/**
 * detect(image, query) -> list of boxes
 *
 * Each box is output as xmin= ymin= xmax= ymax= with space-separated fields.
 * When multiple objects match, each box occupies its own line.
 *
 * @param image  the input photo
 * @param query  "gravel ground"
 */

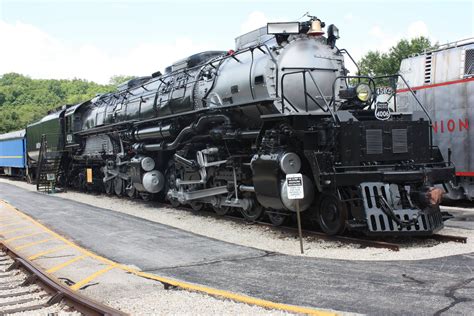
xmin=108 ymin=291 xmax=296 ymax=316
xmin=84 ymin=275 xmax=296 ymax=316
xmin=1 ymin=178 xmax=473 ymax=261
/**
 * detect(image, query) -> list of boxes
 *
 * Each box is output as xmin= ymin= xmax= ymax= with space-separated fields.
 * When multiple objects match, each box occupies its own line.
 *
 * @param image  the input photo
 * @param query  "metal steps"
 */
xmin=36 ymin=135 xmax=62 ymax=193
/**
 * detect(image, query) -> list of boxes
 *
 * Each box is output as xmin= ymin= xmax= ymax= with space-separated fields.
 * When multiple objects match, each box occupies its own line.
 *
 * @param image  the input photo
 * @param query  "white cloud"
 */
xmin=407 ymin=21 xmax=429 ymax=38
xmin=343 ymin=13 xmax=354 ymax=22
xmin=239 ymin=11 xmax=288 ymax=34
xmin=344 ymin=21 xmax=432 ymax=75
xmin=369 ymin=25 xmax=384 ymax=38
xmin=0 ymin=20 xmax=213 ymax=84
xmin=240 ymin=11 xmax=268 ymax=34
xmin=368 ymin=20 xmax=432 ymax=53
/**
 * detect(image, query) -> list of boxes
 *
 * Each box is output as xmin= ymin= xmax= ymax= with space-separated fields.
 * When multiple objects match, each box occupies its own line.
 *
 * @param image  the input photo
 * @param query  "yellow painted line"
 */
xmin=0 ymin=217 xmax=22 ymax=223
xmin=46 ymin=255 xmax=87 ymax=274
xmin=130 ymin=270 xmax=336 ymax=315
xmin=0 ymin=156 xmax=23 ymax=158
xmin=0 ymin=221 xmax=27 ymax=228
xmin=15 ymin=238 xmax=55 ymax=250
xmin=4 ymin=232 xmax=44 ymax=243
xmin=0 ymin=226 xmax=32 ymax=235
xmin=28 ymin=245 xmax=70 ymax=260
xmin=0 ymin=200 xmax=336 ymax=315
xmin=70 ymin=264 xmax=117 ymax=291
xmin=0 ymin=200 xmax=115 ymax=266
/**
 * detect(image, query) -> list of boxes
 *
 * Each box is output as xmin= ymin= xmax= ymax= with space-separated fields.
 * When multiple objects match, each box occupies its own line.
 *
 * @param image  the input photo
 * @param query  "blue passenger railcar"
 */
xmin=0 ymin=130 xmax=27 ymax=176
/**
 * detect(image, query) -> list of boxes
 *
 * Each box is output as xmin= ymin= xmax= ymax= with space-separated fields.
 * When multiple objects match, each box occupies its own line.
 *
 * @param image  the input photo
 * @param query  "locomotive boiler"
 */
xmin=25 ymin=16 xmax=454 ymax=236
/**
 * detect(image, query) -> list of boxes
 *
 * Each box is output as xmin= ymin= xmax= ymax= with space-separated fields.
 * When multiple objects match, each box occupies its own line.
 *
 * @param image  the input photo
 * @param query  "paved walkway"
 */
xmin=0 ymin=182 xmax=473 ymax=315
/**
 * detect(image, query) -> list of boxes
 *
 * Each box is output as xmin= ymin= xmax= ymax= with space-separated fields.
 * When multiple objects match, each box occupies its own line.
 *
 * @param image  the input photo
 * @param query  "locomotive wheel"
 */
xmin=213 ymin=205 xmax=231 ymax=216
xmin=267 ymin=211 xmax=288 ymax=226
xmin=189 ymin=201 xmax=203 ymax=212
xmin=317 ymin=194 xmax=347 ymax=235
xmin=241 ymin=203 xmax=263 ymax=222
xmin=125 ymin=184 xmax=136 ymax=198
xmin=104 ymin=180 xmax=114 ymax=195
xmin=114 ymin=177 xmax=124 ymax=196
xmin=76 ymin=173 xmax=87 ymax=192
xmin=140 ymin=192 xmax=153 ymax=201
xmin=164 ymin=161 xmax=181 ymax=208
xmin=169 ymin=198 xmax=181 ymax=208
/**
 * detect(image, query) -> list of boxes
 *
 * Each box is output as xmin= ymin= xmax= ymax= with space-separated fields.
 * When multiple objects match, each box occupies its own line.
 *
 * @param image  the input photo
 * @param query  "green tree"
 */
xmin=109 ymin=75 xmax=136 ymax=88
xmin=0 ymin=73 xmax=114 ymax=133
xmin=358 ymin=37 xmax=436 ymax=77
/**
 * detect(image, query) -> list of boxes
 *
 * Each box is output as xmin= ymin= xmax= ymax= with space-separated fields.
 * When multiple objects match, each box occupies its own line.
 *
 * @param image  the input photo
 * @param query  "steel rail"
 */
xmin=156 ymin=201 xmax=468 ymax=251
xmin=0 ymin=242 xmax=126 ymax=316
xmin=240 ymin=217 xmax=402 ymax=251
xmin=427 ymin=234 xmax=467 ymax=243
xmin=155 ymin=202 xmax=402 ymax=251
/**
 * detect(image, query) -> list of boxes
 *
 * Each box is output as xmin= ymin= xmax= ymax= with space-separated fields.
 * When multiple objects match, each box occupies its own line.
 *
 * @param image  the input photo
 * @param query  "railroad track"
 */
xmin=228 ymin=215 xmax=467 ymax=252
xmin=0 ymin=242 xmax=124 ymax=316
xmin=26 ymin=184 xmax=469 ymax=252
xmin=154 ymin=202 xmax=467 ymax=252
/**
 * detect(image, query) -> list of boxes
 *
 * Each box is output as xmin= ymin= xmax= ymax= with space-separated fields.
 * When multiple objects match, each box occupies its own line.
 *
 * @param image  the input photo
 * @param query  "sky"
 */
xmin=0 ymin=0 xmax=472 ymax=84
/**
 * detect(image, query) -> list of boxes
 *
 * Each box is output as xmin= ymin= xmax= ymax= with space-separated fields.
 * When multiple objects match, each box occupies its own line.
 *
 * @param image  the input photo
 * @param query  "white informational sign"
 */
xmin=46 ymin=173 xmax=55 ymax=181
xmin=286 ymin=173 xmax=304 ymax=200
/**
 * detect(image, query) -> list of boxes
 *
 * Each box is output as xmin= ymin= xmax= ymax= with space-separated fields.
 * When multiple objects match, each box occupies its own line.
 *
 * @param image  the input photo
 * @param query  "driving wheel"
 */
xmin=213 ymin=205 xmax=231 ymax=216
xmin=104 ymin=180 xmax=114 ymax=195
xmin=241 ymin=203 xmax=263 ymax=222
xmin=317 ymin=194 xmax=347 ymax=235
xmin=114 ymin=177 xmax=124 ymax=196
xmin=125 ymin=183 xmax=136 ymax=198
xmin=267 ymin=211 xmax=288 ymax=226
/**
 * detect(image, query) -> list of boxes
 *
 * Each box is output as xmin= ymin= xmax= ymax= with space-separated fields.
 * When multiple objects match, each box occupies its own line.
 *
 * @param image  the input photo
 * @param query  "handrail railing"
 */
xmin=374 ymin=74 xmax=432 ymax=124
xmin=280 ymin=68 xmax=336 ymax=122
xmin=331 ymin=74 xmax=433 ymax=152
xmin=36 ymin=134 xmax=47 ymax=191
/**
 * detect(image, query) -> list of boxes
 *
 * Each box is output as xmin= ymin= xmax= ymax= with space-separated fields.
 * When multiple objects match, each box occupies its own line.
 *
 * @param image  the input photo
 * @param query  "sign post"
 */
xmin=286 ymin=173 xmax=304 ymax=254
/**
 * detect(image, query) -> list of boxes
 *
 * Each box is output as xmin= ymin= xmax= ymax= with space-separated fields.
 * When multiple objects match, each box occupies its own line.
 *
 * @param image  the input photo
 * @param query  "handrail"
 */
xmin=337 ymin=48 xmax=360 ymax=75
xmin=408 ymin=37 xmax=474 ymax=58
xmin=374 ymin=74 xmax=432 ymax=124
xmin=36 ymin=134 xmax=47 ymax=191
xmin=377 ymin=73 xmax=433 ymax=152
xmin=280 ymin=68 xmax=336 ymax=122
xmin=330 ymin=74 xmax=433 ymax=153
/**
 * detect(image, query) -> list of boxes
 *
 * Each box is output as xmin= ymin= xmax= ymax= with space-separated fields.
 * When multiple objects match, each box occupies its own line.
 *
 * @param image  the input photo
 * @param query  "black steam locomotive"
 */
xmin=23 ymin=17 xmax=454 ymax=236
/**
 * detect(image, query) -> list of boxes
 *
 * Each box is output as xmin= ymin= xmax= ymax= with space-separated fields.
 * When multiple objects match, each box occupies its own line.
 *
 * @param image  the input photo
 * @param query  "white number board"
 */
xmin=286 ymin=173 xmax=304 ymax=200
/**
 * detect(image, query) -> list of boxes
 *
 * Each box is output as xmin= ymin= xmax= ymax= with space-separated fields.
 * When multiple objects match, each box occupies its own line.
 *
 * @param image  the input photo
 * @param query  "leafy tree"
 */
xmin=0 ymin=73 xmax=116 ymax=133
xmin=109 ymin=75 xmax=136 ymax=87
xmin=358 ymin=37 xmax=436 ymax=77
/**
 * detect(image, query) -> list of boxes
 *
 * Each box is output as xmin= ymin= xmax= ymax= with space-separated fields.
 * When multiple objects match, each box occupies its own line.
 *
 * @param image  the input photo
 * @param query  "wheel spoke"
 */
xmin=241 ymin=203 xmax=263 ymax=222
xmin=317 ymin=194 xmax=347 ymax=235
xmin=267 ymin=211 xmax=287 ymax=226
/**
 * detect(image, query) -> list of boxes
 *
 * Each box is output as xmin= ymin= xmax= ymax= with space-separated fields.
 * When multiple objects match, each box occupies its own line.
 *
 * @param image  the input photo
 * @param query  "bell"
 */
xmin=307 ymin=19 xmax=324 ymax=36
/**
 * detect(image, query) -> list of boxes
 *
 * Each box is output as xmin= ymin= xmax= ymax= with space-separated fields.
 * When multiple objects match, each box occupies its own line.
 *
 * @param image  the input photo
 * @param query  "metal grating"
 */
xmin=361 ymin=182 xmax=443 ymax=233
xmin=366 ymin=129 xmax=383 ymax=155
xmin=392 ymin=129 xmax=408 ymax=153
xmin=424 ymin=53 xmax=432 ymax=84
xmin=465 ymin=49 xmax=474 ymax=76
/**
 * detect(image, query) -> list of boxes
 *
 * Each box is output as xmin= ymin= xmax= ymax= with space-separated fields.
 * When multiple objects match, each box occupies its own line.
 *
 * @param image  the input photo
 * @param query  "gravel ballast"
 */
xmin=1 ymin=178 xmax=473 ymax=261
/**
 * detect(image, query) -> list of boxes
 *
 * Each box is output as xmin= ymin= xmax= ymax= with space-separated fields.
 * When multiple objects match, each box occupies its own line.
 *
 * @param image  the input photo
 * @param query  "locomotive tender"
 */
xmin=17 ymin=17 xmax=455 ymax=236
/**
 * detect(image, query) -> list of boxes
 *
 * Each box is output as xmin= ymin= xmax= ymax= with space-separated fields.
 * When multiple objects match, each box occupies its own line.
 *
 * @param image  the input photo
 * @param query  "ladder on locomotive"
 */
xmin=36 ymin=134 xmax=63 ymax=193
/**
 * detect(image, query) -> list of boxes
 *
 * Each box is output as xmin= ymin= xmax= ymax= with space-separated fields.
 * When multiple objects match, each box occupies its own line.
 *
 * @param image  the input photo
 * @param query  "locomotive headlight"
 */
xmin=356 ymin=84 xmax=372 ymax=102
